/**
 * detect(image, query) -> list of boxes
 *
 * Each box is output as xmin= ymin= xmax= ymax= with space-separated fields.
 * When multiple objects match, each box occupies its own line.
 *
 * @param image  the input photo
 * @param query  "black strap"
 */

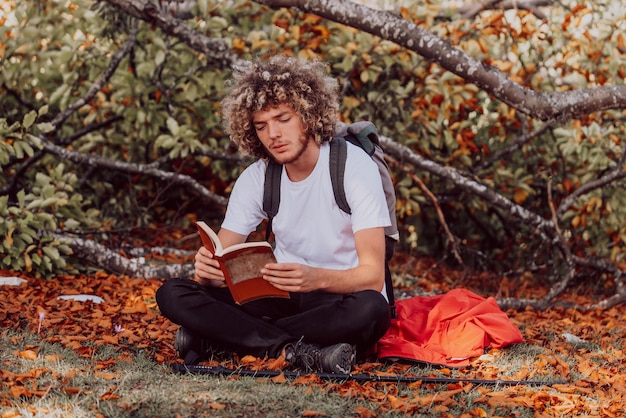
xmin=263 ymin=160 xmax=283 ymax=241
xmin=385 ymin=236 xmax=397 ymax=318
xmin=329 ymin=137 xmax=351 ymax=214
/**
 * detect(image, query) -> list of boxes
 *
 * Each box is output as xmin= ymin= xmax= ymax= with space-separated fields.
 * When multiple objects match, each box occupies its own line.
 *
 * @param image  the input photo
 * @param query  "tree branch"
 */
xmin=557 ymin=146 xmax=626 ymax=217
xmin=255 ymin=0 xmax=626 ymax=121
xmin=101 ymin=0 xmax=241 ymax=66
xmin=33 ymin=136 xmax=229 ymax=207
xmin=406 ymin=169 xmax=464 ymax=265
xmin=52 ymin=233 xmax=194 ymax=279
xmin=476 ymin=120 xmax=557 ymax=173
xmin=51 ymin=22 xmax=138 ymax=128
xmin=379 ymin=135 xmax=555 ymax=237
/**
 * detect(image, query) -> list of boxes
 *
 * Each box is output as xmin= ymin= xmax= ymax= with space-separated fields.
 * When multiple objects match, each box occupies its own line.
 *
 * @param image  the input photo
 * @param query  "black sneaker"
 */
xmin=284 ymin=340 xmax=355 ymax=374
xmin=175 ymin=327 xmax=209 ymax=365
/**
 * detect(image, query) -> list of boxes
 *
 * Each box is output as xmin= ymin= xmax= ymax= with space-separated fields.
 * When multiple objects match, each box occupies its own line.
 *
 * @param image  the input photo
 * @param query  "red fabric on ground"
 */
xmin=377 ymin=288 xmax=523 ymax=367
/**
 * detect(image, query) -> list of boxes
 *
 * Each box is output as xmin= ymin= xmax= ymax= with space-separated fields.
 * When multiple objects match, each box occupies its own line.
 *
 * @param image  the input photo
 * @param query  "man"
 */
xmin=156 ymin=55 xmax=391 ymax=374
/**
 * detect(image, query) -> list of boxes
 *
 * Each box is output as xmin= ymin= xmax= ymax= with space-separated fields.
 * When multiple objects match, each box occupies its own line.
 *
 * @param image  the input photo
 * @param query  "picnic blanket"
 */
xmin=377 ymin=288 xmax=524 ymax=367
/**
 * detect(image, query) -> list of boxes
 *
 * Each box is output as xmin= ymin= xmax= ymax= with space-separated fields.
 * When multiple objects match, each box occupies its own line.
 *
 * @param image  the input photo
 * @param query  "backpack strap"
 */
xmin=385 ymin=236 xmax=397 ymax=318
xmin=329 ymin=137 xmax=351 ymax=214
xmin=263 ymin=160 xmax=282 ymax=241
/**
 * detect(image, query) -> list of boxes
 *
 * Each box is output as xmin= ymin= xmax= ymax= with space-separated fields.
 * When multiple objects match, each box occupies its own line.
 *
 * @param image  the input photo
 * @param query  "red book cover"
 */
xmin=195 ymin=221 xmax=290 ymax=304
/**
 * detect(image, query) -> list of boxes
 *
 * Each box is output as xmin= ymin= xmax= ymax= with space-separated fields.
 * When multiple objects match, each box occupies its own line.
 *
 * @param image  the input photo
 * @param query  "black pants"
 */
xmin=156 ymin=278 xmax=391 ymax=359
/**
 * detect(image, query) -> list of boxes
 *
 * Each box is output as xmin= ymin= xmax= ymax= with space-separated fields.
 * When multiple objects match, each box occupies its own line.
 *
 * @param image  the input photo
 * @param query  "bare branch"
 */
xmin=51 ymin=23 xmax=138 ymax=128
xmin=406 ymin=169 xmax=464 ymax=265
xmin=575 ymin=256 xmax=626 ymax=310
xmin=52 ymin=233 xmax=194 ymax=279
xmin=476 ymin=120 xmax=557 ymax=172
xmin=34 ymin=136 xmax=229 ymax=207
xmin=557 ymin=146 xmax=626 ymax=217
xmin=541 ymin=177 xmax=575 ymax=303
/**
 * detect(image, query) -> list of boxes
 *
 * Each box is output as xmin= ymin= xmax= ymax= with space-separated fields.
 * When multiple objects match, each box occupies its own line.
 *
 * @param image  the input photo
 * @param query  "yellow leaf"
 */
xmin=493 ymin=60 xmax=513 ymax=72
xmin=513 ymin=188 xmax=529 ymax=204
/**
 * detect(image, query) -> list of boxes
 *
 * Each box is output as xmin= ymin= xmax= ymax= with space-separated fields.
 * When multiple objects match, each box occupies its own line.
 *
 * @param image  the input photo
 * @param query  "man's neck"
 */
xmin=284 ymin=142 xmax=321 ymax=182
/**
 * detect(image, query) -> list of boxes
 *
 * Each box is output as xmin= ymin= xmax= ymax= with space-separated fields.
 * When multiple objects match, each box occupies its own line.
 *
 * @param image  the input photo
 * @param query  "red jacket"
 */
xmin=377 ymin=288 xmax=523 ymax=367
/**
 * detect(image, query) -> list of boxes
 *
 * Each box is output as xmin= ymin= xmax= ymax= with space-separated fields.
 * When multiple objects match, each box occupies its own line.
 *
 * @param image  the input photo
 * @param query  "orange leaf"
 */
xmin=302 ymin=410 xmax=327 ymax=417
xmin=17 ymin=350 xmax=38 ymax=360
xmin=353 ymin=406 xmax=377 ymax=418
xmin=100 ymin=392 xmax=120 ymax=401
xmin=100 ymin=335 xmax=119 ymax=345
xmin=513 ymin=188 xmax=529 ymax=204
xmin=95 ymin=371 xmax=118 ymax=380
xmin=62 ymin=387 xmax=82 ymax=394
xmin=469 ymin=407 xmax=489 ymax=417
xmin=240 ymin=355 xmax=258 ymax=364
xmin=9 ymin=385 xmax=30 ymax=398
xmin=1 ymin=409 xmax=22 ymax=418
xmin=270 ymin=373 xmax=287 ymax=384
xmin=267 ymin=356 xmax=288 ymax=371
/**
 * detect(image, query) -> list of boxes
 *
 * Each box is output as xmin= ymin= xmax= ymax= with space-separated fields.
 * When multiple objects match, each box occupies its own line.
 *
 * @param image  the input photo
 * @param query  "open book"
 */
xmin=195 ymin=221 xmax=290 ymax=304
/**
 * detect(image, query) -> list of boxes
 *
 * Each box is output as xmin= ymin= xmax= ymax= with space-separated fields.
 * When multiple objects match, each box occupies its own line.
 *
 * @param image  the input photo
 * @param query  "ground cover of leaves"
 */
xmin=1 ymin=246 xmax=625 ymax=417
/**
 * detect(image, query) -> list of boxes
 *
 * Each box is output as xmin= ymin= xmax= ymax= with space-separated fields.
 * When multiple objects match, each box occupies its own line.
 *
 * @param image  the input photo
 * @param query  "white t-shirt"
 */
xmin=222 ymin=142 xmax=391 ymax=271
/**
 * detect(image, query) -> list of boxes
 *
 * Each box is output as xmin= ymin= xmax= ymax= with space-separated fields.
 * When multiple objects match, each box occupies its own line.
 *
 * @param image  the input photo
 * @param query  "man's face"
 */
xmin=252 ymin=103 xmax=310 ymax=165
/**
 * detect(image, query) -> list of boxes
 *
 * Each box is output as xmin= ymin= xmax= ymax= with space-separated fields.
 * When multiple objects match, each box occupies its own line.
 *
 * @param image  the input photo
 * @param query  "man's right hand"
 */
xmin=193 ymin=246 xmax=226 ymax=287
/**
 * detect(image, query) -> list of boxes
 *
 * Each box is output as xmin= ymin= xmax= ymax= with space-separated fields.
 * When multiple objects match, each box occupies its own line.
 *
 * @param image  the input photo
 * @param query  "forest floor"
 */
xmin=1 ymin=231 xmax=625 ymax=416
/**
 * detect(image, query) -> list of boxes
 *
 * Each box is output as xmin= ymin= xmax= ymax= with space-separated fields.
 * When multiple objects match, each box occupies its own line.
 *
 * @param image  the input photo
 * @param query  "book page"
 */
xmin=222 ymin=249 xmax=276 ymax=285
xmin=195 ymin=221 xmax=221 ymax=254
xmin=222 ymin=240 xmax=272 ymax=256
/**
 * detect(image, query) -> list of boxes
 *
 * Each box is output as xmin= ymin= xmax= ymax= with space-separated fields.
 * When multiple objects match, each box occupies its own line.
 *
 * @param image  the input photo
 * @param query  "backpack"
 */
xmin=262 ymin=121 xmax=399 ymax=317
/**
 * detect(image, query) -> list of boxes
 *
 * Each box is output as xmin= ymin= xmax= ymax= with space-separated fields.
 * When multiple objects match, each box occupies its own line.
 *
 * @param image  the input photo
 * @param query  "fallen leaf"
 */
xmin=17 ymin=350 xmax=37 ymax=360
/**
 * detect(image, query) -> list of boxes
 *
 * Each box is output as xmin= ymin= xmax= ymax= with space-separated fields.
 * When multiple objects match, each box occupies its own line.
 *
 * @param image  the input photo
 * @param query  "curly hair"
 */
xmin=221 ymin=55 xmax=340 ymax=159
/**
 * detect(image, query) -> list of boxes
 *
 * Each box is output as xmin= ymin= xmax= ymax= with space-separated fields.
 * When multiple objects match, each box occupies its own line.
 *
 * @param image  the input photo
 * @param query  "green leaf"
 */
xmin=166 ymin=117 xmax=180 ymax=136
xmin=36 ymin=123 xmax=55 ymax=133
xmin=42 ymin=246 xmax=61 ymax=261
xmin=38 ymin=105 xmax=49 ymax=117
xmin=155 ymin=50 xmax=165 ymax=66
xmin=25 ymin=134 xmax=43 ymax=149
xmin=23 ymin=110 xmax=37 ymax=129
xmin=198 ymin=0 xmax=209 ymax=15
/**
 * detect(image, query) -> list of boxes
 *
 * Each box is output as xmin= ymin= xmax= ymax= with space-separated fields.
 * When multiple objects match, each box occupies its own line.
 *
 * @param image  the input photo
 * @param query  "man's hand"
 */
xmin=260 ymin=263 xmax=320 ymax=293
xmin=193 ymin=246 xmax=225 ymax=287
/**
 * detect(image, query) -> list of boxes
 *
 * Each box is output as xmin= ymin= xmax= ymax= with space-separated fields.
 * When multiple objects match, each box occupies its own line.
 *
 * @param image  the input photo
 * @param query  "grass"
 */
xmin=3 ymin=328 xmax=620 ymax=417
xmin=1 ymin=331 xmax=378 ymax=417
